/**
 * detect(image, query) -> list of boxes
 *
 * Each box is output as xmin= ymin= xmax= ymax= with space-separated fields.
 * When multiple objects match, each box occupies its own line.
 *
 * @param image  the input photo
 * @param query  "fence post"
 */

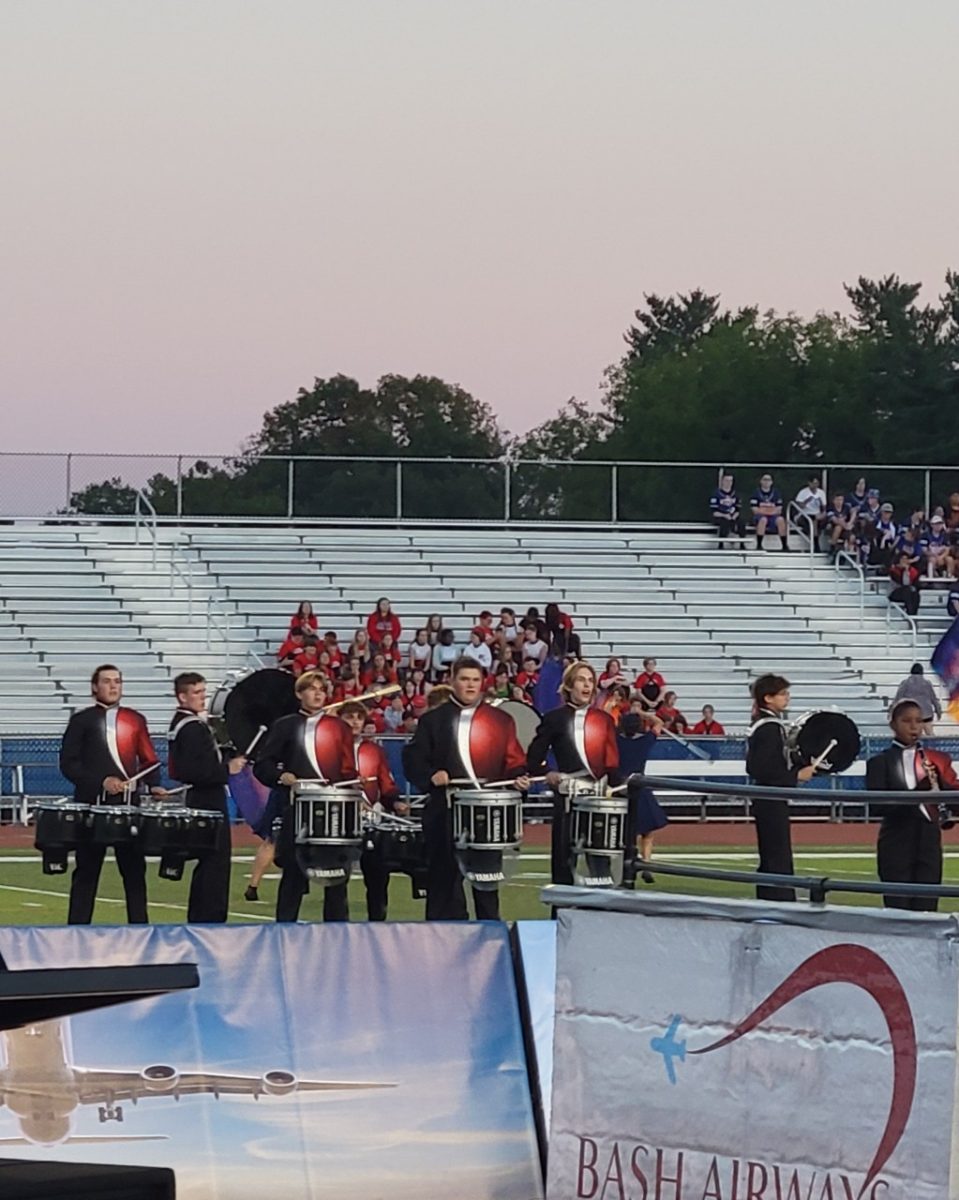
xmin=924 ymin=468 xmax=931 ymax=517
xmin=503 ymin=461 xmax=511 ymax=521
xmin=610 ymin=464 xmax=618 ymax=524
xmin=176 ymin=456 xmax=183 ymax=518
xmin=395 ymin=462 xmax=403 ymax=520
xmin=287 ymin=459 xmax=295 ymax=519
xmin=65 ymin=453 xmax=73 ymax=511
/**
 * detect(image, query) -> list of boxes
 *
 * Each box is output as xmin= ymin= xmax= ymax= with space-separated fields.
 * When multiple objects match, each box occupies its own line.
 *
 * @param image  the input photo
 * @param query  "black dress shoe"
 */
xmin=244 ymin=885 xmax=259 ymax=902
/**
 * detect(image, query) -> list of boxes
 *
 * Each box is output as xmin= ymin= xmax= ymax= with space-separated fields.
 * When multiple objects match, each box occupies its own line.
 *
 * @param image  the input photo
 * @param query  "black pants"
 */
xmin=423 ymin=799 xmax=500 ymax=920
xmin=68 ymin=841 xmax=148 ymax=925
xmin=185 ymin=808 xmax=232 ymax=924
xmin=714 ymin=515 xmax=745 ymax=545
xmin=551 ymin=793 xmax=574 ymax=886
xmin=878 ymin=817 xmax=942 ymax=912
xmin=752 ymin=799 xmax=796 ymax=902
xmin=274 ymin=802 xmax=349 ymax=923
xmin=890 ymin=584 xmax=920 ymax=616
xmin=361 ymin=850 xmax=390 ymax=921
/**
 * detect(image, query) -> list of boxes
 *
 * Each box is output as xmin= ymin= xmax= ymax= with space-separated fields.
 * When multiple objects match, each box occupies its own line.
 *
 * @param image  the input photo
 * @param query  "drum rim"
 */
xmin=452 ymin=790 xmax=523 ymax=802
xmin=292 ymin=783 xmax=362 ymax=796
xmin=295 ymin=835 xmax=364 ymax=845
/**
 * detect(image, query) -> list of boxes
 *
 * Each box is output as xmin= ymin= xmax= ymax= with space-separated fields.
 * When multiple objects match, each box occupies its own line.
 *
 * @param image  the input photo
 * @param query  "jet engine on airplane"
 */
xmin=262 ymin=1069 xmax=296 ymax=1096
xmin=140 ymin=1064 xmax=180 ymax=1093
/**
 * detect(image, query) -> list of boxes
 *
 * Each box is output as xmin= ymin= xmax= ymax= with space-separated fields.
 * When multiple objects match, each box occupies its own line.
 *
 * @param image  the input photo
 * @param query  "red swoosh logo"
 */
xmin=690 ymin=944 xmax=916 ymax=1192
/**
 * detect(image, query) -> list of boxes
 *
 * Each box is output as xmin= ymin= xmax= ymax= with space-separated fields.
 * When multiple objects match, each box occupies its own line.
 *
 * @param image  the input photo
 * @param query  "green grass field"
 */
xmin=2 ymin=845 xmax=959 ymax=924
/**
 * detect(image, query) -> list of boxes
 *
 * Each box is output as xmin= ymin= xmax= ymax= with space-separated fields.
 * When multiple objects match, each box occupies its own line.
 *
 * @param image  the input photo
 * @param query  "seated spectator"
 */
xmin=750 ymin=472 xmax=789 ymax=551
xmin=497 ymin=645 xmax=518 ymax=677
xmin=598 ymin=657 xmax=628 ymax=695
xmin=709 ymin=472 xmax=746 ymax=550
xmin=289 ymin=600 xmax=318 ymax=634
xmin=629 ymin=698 xmax=665 ymax=735
xmin=432 ymin=628 xmax=459 ymax=679
xmin=425 ymin=613 xmax=445 ymax=645
xmin=277 ymin=628 xmax=306 ymax=669
xmin=946 ymin=493 xmax=959 ymax=532
xmin=322 ymin=631 xmax=343 ymax=668
xmin=895 ymin=526 xmax=921 ymax=568
xmin=363 ymin=717 xmax=380 ymax=739
xmin=922 ymin=515 xmax=954 ymax=578
xmin=603 ymin=684 xmax=632 ymax=727
xmin=366 ymin=597 xmax=402 ymax=647
xmin=383 ymin=695 xmax=406 ymax=733
xmin=907 ymin=507 xmax=928 ymax=539
xmin=544 ymin=602 xmax=580 ymax=658
xmin=293 ymin=636 xmax=322 ymax=676
xmin=496 ymin=607 xmax=519 ymax=647
xmin=401 ymin=679 xmax=420 ymax=707
xmin=349 ymin=628 xmax=373 ymax=667
xmin=467 ymin=629 xmax=493 ymax=671
xmin=401 ymin=710 xmax=418 ymax=735
xmin=408 ymin=628 xmax=432 ymax=674
xmin=869 ymin=503 xmax=899 ymax=569
xmin=824 ymin=492 xmax=852 ymax=557
xmin=862 ymin=489 xmax=882 ymax=525
xmin=846 ymin=477 xmax=869 ymax=517
xmin=408 ymin=666 xmax=428 ymax=693
xmin=656 ymin=691 xmax=688 ymax=734
xmin=523 ymin=607 xmax=548 ymax=641
xmin=691 ymin=705 xmax=725 ymax=735
xmin=509 ymin=684 xmax=533 ymax=706
xmin=794 ymin=476 xmax=827 ymax=533
xmin=379 ymin=632 xmax=402 ymax=665
xmin=887 ymin=554 xmax=920 ymax=616
xmin=634 ymin=657 xmax=667 ymax=711
xmin=471 ymin=611 xmax=496 ymax=644
xmin=487 ymin=664 xmax=512 ymax=700
xmin=362 ymin=652 xmax=398 ymax=692
xmin=520 ymin=624 xmax=548 ymax=666
xmin=516 ymin=657 xmax=540 ymax=696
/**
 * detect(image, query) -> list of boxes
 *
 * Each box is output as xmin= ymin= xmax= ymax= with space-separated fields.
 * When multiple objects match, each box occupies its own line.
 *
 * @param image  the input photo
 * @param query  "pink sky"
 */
xmin=1 ymin=0 xmax=957 ymax=455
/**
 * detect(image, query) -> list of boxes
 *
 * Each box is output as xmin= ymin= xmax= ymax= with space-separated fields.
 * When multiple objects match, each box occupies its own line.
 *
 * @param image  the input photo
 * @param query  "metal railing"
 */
xmin=205 ymin=596 xmax=234 ymax=668
xmin=3 ymin=452 xmax=956 ymax=527
xmin=786 ymin=502 xmax=818 ymax=576
xmin=133 ymin=488 xmax=159 ymax=569
xmin=833 ymin=549 xmax=865 ymax=626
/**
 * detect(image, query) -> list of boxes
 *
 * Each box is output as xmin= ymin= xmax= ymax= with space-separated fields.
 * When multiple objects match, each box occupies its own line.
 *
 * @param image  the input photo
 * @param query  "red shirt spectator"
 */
xmin=362 ymin=653 xmax=399 ymax=694
xmin=691 ymin=705 xmax=725 ymax=736
xmin=349 ymin=629 xmax=373 ymax=666
xmin=634 ymin=658 xmax=667 ymax=709
xmin=290 ymin=601 xmax=318 ymax=633
xmin=472 ymin=611 xmax=497 ymax=643
xmin=366 ymin=598 xmax=402 ymax=646
xmin=516 ymin=658 xmax=540 ymax=694
xmin=656 ymin=691 xmax=688 ymax=734
xmin=379 ymin=633 xmax=403 ymax=664
xmin=292 ymin=643 xmax=322 ymax=677
xmin=277 ymin=629 xmax=306 ymax=667
xmin=323 ymin=632 xmax=343 ymax=667
xmin=598 ymin=658 xmax=628 ymax=693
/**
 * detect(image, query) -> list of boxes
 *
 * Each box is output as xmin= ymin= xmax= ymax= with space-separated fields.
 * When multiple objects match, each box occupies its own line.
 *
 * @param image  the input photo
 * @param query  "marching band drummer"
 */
xmin=403 ymin=656 xmax=530 ymax=921
xmin=167 ymin=672 xmax=248 ymax=924
xmin=866 ymin=699 xmax=959 ymax=912
xmin=253 ymin=671 xmax=357 ymax=923
xmin=745 ymin=674 xmax=816 ymax=903
xmin=526 ymin=661 xmax=622 ymax=887
xmin=59 ymin=664 xmax=166 ymax=925
xmin=339 ymin=700 xmax=409 ymax=921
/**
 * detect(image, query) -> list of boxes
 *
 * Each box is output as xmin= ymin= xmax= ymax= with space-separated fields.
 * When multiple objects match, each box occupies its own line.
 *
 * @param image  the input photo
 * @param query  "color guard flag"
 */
xmin=227 ymin=764 xmax=271 ymax=827
xmin=931 ymin=615 xmax=959 ymax=723
xmin=534 ymin=655 xmax=564 ymax=714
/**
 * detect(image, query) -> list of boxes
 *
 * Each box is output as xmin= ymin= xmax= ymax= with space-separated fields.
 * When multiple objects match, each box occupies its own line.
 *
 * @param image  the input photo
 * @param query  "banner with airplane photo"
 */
xmin=0 ymin=923 xmax=544 ymax=1200
xmin=547 ymin=899 xmax=959 ymax=1200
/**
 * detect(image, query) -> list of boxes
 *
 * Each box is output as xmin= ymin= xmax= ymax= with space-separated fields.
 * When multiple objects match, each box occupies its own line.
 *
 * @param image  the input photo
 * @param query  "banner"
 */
xmin=0 ymin=923 xmax=544 ymax=1200
xmin=547 ymin=897 xmax=959 ymax=1200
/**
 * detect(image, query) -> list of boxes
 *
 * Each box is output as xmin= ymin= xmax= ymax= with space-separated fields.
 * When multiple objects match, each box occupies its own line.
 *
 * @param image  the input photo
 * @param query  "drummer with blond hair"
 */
xmin=526 ymin=661 xmax=622 ymax=886
xmin=254 ymin=670 xmax=357 ymax=923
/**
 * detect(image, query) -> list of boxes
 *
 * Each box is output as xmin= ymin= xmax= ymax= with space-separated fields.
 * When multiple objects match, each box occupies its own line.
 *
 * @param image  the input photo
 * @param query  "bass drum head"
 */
xmin=223 ymin=669 xmax=298 ymax=754
xmin=792 ymin=709 xmax=861 ymax=774
xmin=492 ymin=698 xmax=541 ymax=752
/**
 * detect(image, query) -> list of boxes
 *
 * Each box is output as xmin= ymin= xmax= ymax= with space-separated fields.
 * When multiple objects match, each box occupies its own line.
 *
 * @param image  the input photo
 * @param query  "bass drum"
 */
xmin=492 ymin=698 xmax=541 ymax=752
xmin=788 ymin=709 xmax=861 ymax=775
xmin=210 ymin=668 xmax=298 ymax=755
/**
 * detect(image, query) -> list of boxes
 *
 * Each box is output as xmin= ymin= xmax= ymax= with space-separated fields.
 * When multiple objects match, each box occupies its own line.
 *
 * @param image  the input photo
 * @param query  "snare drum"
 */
xmin=570 ymin=793 xmax=628 ymax=887
xmin=452 ymin=790 xmax=523 ymax=850
xmin=292 ymin=781 xmax=363 ymax=844
xmin=139 ymin=806 xmax=192 ymax=856
xmin=34 ymin=800 xmax=91 ymax=851
xmin=91 ymin=805 xmax=141 ymax=845
xmin=179 ymin=808 xmax=224 ymax=856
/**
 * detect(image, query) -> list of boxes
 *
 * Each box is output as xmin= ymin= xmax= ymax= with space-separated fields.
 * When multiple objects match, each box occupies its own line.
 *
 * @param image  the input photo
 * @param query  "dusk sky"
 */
xmin=2 ymin=0 xmax=957 ymax=456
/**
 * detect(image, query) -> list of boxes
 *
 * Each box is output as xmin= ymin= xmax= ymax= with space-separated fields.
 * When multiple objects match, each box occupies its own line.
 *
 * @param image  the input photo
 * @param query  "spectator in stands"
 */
xmin=603 ymin=684 xmax=632 ymax=727
xmin=948 ymin=581 xmax=959 ymax=619
xmin=598 ymin=658 xmax=628 ymax=696
xmin=432 ymin=628 xmax=459 ymax=678
xmin=750 ymin=472 xmax=789 ymax=551
xmin=709 ymin=472 xmax=746 ymax=550
xmin=425 ymin=613 xmax=445 ymax=645
xmin=523 ymin=607 xmax=548 ymax=641
xmin=322 ymin=631 xmax=343 ymax=668
xmin=277 ymin=627 xmax=306 ymax=670
xmin=496 ymin=607 xmax=519 ymax=647
xmin=634 ymin=657 xmax=667 ymax=711
xmin=510 ymin=683 xmax=532 ymax=705
xmin=379 ymin=632 xmax=402 ymax=665
xmin=408 ymin=629 xmax=432 ymax=674
xmin=946 ymin=493 xmax=959 ymax=532
xmin=366 ymin=597 xmax=402 ymax=647
xmin=862 ymin=489 xmax=883 ymax=525
xmin=289 ymin=600 xmax=318 ymax=634
xmin=922 ymin=514 xmax=954 ymax=578
xmin=691 ymin=704 xmax=725 ymax=735
xmin=629 ymin=698 xmax=665 ymax=735
xmin=656 ymin=691 xmax=688 ymax=733
xmin=294 ymin=637 xmax=321 ymax=676
xmin=497 ymin=645 xmax=518 ymax=677
xmin=544 ymin=602 xmax=580 ymax=658
xmin=516 ymin=656 xmax=541 ymax=697
xmin=846 ymin=477 xmax=869 ymax=517
xmin=824 ymin=491 xmax=853 ymax=558
xmin=906 ymin=507 xmax=929 ymax=540
xmin=401 ymin=679 xmax=419 ymax=705
xmin=467 ymin=629 xmax=493 ymax=671
xmin=401 ymin=710 xmax=418 ymax=735
xmin=889 ymin=553 xmax=921 ymax=616
xmin=896 ymin=526 xmax=921 ymax=569
xmin=363 ymin=652 xmax=398 ymax=692
xmin=472 ymin=611 xmax=496 ymax=644
xmin=349 ymin=628 xmax=373 ymax=668
xmin=794 ymin=476 xmax=827 ymax=533
xmin=892 ymin=663 xmax=942 ymax=735
xmin=870 ymin=503 xmax=899 ymax=569
xmin=382 ymin=694 xmax=406 ymax=732
xmin=409 ymin=666 xmax=428 ymax=692
xmin=521 ymin=624 xmax=549 ymax=666
xmin=488 ymin=664 xmax=512 ymax=699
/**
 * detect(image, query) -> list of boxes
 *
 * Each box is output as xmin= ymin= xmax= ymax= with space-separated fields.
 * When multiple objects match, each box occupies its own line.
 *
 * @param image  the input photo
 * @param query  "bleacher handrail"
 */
xmin=786 ymin=501 xmax=817 ymax=576
xmin=833 ymin=549 xmax=865 ymax=627
xmin=133 ymin=489 xmax=159 ymax=569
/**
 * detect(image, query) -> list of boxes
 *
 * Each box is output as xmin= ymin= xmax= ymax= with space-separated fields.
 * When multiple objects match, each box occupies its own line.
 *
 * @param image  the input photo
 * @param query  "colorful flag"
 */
xmin=931 ymin=616 xmax=959 ymax=722
xmin=227 ymin=764 xmax=271 ymax=827
xmin=533 ymin=655 xmax=564 ymax=714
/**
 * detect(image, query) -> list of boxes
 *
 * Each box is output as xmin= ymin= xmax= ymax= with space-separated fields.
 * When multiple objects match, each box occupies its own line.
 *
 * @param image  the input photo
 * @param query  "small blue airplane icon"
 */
xmin=649 ymin=1014 xmax=686 ymax=1084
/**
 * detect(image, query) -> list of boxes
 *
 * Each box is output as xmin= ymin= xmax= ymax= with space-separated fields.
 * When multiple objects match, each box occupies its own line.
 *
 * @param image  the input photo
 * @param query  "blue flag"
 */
xmin=533 ymin=655 xmax=564 ymax=714
xmin=931 ymin=615 xmax=959 ymax=723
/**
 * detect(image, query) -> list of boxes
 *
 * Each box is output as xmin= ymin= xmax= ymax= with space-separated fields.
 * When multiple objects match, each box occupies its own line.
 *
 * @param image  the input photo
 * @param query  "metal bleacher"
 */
xmin=0 ymin=522 xmax=949 ymax=738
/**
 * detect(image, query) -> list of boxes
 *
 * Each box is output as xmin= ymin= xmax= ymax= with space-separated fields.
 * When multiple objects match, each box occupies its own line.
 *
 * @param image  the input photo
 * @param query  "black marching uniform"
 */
xmin=167 ymin=709 xmax=233 ymax=923
xmin=59 ymin=702 xmax=160 ymax=925
xmin=403 ymin=697 xmax=527 ymax=921
xmin=745 ymin=708 xmax=800 ymax=902
xmin=866 ymin=742 xmax=959 ymax=912
xmin=254 ymin=709 xmax=357 ymax=923
xmin=356 ymin=736 xmax=401 ymax=921
xmin=526 ymin=703 xmax=623 ymax=885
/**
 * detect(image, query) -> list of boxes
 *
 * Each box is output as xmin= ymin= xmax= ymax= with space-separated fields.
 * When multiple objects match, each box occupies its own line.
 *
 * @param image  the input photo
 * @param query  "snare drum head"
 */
xmin=222 ymin=669 xmax=298 ymax=754
xmin=453 ymin=789 xmax=522 ymax=804
xmin=492 ymin=699 xmax=541 ymax=752
xmin=792 ymin=709 xmax=861 ymax=774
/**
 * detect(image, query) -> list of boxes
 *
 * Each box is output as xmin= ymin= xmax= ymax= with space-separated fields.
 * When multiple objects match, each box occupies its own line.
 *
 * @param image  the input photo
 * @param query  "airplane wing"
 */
xmin=71 ymin=1069 xmax=394 ymax=1104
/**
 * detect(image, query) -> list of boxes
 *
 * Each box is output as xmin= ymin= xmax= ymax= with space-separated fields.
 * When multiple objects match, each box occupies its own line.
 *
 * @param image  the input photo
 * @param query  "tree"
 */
xmin=66 ymin=477 xmax=138 ymax=516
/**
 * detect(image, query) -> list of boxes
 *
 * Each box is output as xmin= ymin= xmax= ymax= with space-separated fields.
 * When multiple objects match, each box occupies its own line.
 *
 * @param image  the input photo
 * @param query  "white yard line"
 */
xmin=0 ymin=882 xmax=272 ymax=922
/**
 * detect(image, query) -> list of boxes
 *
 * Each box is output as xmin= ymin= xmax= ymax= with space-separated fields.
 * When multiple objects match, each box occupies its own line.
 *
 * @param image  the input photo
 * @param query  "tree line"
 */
xmin=71 ymin=272 xmax=959 ymax=523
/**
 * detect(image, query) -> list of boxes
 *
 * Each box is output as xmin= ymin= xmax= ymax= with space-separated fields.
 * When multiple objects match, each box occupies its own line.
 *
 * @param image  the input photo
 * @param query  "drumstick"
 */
xmin=323 ymin=685 xmax=402 ymax=711
xmin=809 ymin=739 xmax=838 ymax=772
xmin=244 ymin=725 xmax=267 ymax=757
xmin=331 ymin=776 xmax=378 ymax=787
xmin=483 ymin=775 xmax=546 ymax=789
xmin=122 ymin=764 xmax=161 ymax=787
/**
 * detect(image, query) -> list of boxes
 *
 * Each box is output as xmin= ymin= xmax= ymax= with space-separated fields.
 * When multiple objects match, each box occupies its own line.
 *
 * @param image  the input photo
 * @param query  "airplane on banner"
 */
xmin=649 ymin=1014 xmax=686 ymax=1084
xmin=0 ymin=1017 xmax=393 ymax=1147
